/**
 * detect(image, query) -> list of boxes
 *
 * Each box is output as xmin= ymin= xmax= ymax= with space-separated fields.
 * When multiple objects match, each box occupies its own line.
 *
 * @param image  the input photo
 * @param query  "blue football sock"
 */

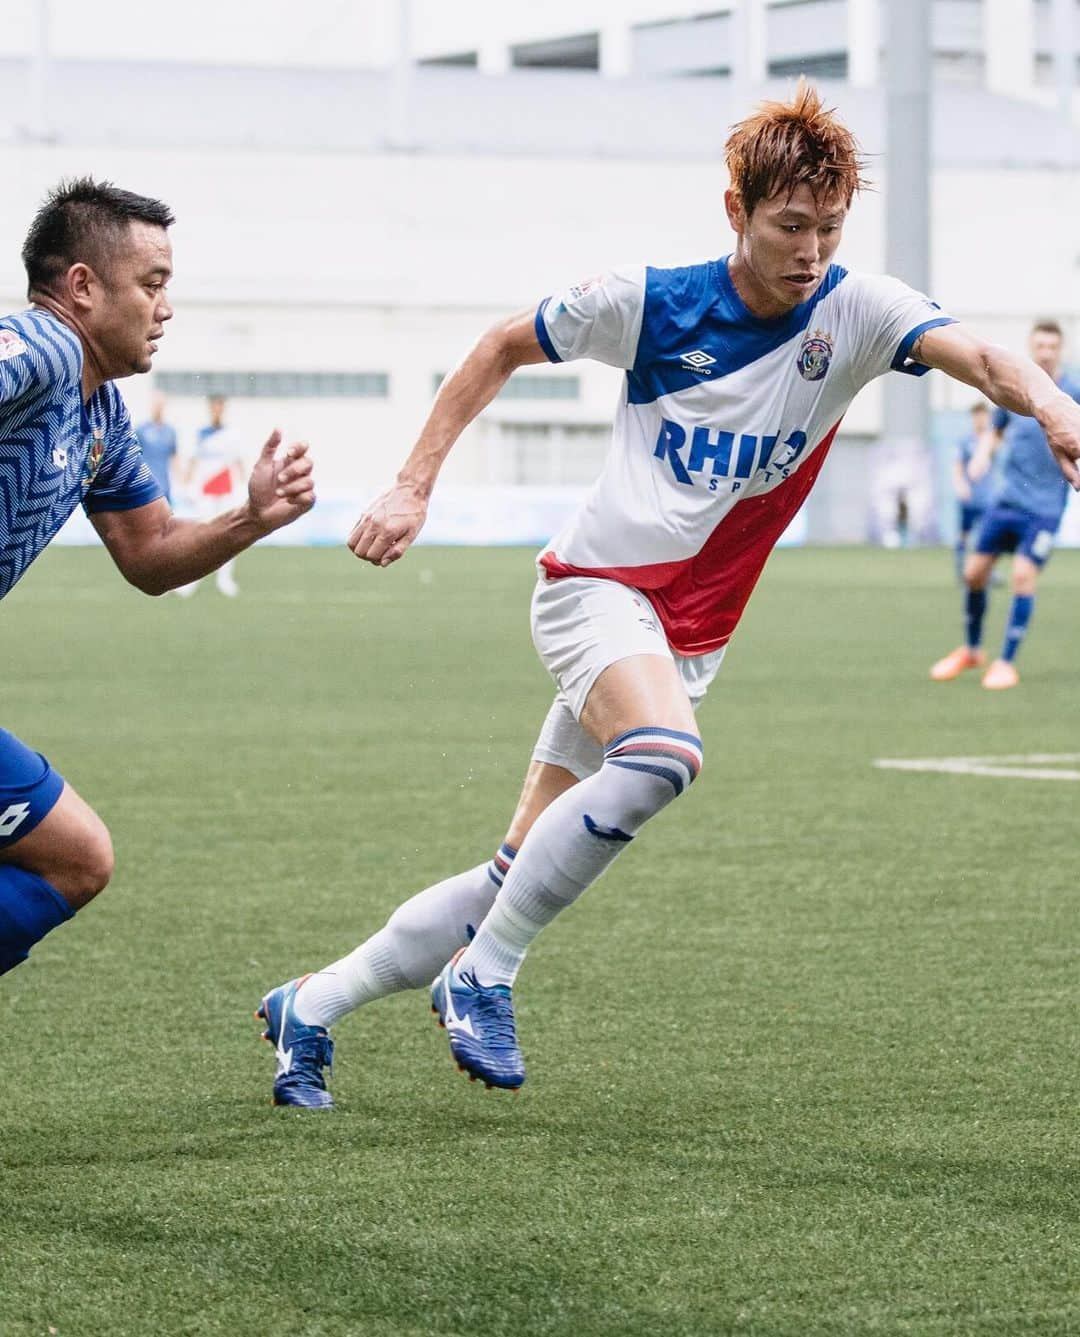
xmin=954 ymin=539 xmax=968 ymax=581
xmin=1002 ymin=594 xmax=1034 ymax=663
xmin=0 ymin=865 xmax=74 ymax=976
xmin=964 ymin=587 xmax=988 ymax=650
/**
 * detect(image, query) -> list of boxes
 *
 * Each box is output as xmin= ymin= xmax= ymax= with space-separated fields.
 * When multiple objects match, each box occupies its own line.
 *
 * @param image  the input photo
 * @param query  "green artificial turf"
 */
xmin=1 ymin=544 xmax=1078 ymax=1337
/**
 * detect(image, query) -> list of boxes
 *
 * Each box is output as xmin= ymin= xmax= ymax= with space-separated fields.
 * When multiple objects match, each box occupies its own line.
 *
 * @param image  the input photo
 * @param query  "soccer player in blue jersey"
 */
xmin=258 ymin=87 xmax=1080 ymax=1107
xmin=134 ymin=391 xmax=179 ymax=503
xmin=931 ymin=320 xmax=1080 ymax=689
xmin=951 ymin=402 xmax=995 ymax=580
xmin=0 ymin=178 xmax=315 ymax=980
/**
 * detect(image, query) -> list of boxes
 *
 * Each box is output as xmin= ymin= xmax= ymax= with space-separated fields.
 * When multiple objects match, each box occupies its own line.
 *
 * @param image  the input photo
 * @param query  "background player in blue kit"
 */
xmin=134 ymin=390 xmax=179 ymax=503
xmin=951 ymin=401 xmax=995 ymax=580
xmin=931 ymin=320 xmax=1080 ymax=690
xmin=0 ymin=178 xmax=315 ymax=979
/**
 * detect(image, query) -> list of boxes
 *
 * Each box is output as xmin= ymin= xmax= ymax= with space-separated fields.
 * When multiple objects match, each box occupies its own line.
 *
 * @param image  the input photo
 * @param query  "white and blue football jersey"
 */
xmin=535 ymin=257 xmax=954 ymax=654
xmin=0 ymin=309 xmax=161 ymax=601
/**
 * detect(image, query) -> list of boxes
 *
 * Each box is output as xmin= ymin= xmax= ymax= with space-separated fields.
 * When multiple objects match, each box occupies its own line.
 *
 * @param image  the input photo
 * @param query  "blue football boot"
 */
xmin=256 ymin=975 xmax=335 ymax=1109
xmin=430 ymin=954 xmax=525 ymax=1090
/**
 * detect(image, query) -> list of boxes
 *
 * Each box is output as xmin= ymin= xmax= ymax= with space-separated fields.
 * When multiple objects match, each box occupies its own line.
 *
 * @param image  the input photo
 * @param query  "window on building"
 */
xmin=155 ymin=371 xmax=389 ymax=398
xmin=419 ymin=52 xmax=479 ymax=67
xmin=484 ymin=422 xmax=609 ymax=486
xmin=768 ymin=52 xmax=848 ymax=80
xmin=432 ymin=372 xmax=581 ymax=400
xmin=511 ymin=32 xmax=599 ymax=70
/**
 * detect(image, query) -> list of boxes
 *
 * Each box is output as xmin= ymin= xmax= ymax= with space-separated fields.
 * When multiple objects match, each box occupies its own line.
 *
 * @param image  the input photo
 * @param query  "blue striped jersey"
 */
xmin=0 ymin=308 xmax=162 ymax=600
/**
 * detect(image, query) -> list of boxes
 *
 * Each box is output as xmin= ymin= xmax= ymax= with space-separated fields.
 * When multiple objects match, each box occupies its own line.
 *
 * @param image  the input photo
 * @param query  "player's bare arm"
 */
xmin=92 ymin=431 xmax=314 ymax=594
xmin=966 ymin=424 xmax=1003 ymax=482
xmin=347 ymin=309 xmax=548 ymax=567
xmin=951 ymin=456 xmax=972 ymax=502
xmin=913 ymin=323 xmax=1080 ymax=488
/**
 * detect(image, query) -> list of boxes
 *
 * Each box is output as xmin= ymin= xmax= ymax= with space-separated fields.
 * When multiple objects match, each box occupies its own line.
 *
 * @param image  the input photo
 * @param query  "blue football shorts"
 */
xmin=957 ymin=502 xmax=984 ymax=535
xmin=0 ymin=728 xmax=65 ymax=849
xmin=974 ymin=503 xmax=1059 ymax=567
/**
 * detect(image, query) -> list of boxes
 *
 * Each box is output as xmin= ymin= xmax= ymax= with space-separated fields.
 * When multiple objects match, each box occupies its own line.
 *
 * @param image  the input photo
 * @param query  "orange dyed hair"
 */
xmin=724 ymin=80 xmax=869 ymax=216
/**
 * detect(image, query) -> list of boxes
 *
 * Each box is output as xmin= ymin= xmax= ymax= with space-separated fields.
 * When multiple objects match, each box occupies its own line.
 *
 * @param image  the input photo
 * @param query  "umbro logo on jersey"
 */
xmin=52 ymin=447 xmax=68 ymax=468
xmin=680 ymin=349 xmax=717 ymax=372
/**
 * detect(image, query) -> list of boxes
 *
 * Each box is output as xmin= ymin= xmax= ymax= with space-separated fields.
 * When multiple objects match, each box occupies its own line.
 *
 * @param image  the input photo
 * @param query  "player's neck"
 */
xmin=31 ymin=296 xmax=108 ymax=401
xmin=726 ymin=253 xmax=801 ymax=321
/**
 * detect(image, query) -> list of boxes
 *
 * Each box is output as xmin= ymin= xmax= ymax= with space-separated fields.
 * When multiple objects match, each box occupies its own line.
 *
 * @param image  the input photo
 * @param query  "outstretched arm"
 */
xmin=91 ymin=431 xmax=315 ymax=594
xmin=347 ymin=309 xmax=548 ymax=567
xmin=913 ymin=323 xmax=1080 ymax=488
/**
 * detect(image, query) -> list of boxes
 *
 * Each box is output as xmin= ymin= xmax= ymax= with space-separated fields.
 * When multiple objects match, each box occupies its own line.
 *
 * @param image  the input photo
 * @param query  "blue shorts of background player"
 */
xmin=974 ymin=502 xmax=1058 ymax=567
xmin=958 ymin=502 xmax=985 ymax=542
xmin=0 ymin=730 xmax=110 ymax=974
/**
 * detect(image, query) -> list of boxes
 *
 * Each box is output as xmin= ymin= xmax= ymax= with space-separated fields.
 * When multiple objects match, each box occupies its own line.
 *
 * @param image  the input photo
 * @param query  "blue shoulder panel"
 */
xmin=626 ymin=258 xmax=848 ymax=406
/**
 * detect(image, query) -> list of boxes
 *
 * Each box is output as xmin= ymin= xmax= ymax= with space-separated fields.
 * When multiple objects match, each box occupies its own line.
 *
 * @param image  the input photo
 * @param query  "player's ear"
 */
xmin=66 ymin=262 xmax=96 ymax=311
xmin=724 ymin=188 xmax=746 ymax=234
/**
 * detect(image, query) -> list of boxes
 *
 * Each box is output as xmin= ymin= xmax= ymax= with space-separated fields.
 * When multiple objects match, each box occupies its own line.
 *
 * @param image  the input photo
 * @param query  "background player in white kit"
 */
xmin=257 ymin=84 xmax=1080 ymax=1106
xmin=176 ymin=394 xmax=247 ymax=597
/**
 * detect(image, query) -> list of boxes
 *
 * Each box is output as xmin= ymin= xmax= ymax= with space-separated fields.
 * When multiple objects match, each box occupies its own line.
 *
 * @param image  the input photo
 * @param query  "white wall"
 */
xmin=2 ymin=141 xmax=1077 ymax=515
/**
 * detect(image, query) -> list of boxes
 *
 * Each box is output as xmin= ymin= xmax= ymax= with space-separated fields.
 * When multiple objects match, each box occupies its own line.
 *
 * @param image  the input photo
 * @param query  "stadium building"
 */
xmin=1 ymin=0 xmax=1078 ymax=542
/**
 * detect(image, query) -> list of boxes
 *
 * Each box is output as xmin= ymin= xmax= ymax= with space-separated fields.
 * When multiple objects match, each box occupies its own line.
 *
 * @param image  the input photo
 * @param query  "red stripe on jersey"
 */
xmin=540 ymin=420 xmax=841 ymax=656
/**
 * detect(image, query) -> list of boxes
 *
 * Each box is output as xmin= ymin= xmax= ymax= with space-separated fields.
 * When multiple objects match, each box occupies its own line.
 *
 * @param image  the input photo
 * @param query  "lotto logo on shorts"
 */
xmin=0 ymin=801 xmax=31 ymax=838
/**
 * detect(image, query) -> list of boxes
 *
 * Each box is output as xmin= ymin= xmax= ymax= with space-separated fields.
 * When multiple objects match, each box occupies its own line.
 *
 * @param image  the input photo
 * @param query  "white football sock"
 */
xmin=291 ymin=852 xmax=511 ymax=1029
xmin=456 ymin=728 xmax=703 ymax=989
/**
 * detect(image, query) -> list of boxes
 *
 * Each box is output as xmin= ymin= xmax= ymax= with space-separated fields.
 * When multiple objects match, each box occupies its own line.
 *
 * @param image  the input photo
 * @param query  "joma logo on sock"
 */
xmin=0 ymin=802 xmax=31 ymax=838
xmin=653 ymin=418 xmax=809 ymax=488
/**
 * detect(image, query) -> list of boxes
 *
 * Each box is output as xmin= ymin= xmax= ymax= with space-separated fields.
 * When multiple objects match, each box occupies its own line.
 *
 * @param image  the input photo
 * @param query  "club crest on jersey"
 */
xmin=0 ymin=330 xmax=27 ymax=362
xmin=567 ymin=276 xmax=602 ymax=302
xmin=82 ymin=430 xmax=105 ymax=493
xmin=797 ymin=330 xmax=834 ymax=382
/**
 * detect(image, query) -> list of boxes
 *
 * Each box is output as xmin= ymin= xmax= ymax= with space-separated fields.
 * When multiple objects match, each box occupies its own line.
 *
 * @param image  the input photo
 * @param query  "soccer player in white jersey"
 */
xmin=257 ymin=84 xmax=1080 ymax=1106
xmin=0 ymin=179 xmax=315 ymax=982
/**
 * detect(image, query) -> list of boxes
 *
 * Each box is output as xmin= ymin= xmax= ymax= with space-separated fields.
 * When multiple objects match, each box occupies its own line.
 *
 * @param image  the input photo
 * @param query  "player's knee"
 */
xmin=602 ymin=728 xmax=703 ymax=823
xmin=55 ymin=816 xmax=114 ymax=907
xmin=83 ymin=822 xmax=115 ymax=896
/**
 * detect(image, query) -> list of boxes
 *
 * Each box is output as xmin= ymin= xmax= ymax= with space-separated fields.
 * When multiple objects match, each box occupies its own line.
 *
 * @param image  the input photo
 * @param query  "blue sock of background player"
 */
xmin=1001 ymin=593 xmax=1034 ymax=663
xmin=964 ymin=587 xmax=987 ymax=650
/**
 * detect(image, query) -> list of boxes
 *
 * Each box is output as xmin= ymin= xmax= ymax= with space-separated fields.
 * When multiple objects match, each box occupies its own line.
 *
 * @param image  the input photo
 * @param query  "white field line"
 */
xmin=874 ymin=754 xmax=1080 ymax=781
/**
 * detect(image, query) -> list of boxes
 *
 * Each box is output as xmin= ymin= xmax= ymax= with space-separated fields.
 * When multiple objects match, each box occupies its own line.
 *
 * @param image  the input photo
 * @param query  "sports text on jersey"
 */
xmin=654 ymin=420 xmax=808 ymax=488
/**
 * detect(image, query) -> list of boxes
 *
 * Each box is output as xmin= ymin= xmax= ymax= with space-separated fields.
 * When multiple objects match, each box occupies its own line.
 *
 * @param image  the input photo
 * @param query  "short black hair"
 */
xmin=1032 ymin=318 xmax=1064 ymax=340
xmin=21 ymin=176 xmax=175 ymax=298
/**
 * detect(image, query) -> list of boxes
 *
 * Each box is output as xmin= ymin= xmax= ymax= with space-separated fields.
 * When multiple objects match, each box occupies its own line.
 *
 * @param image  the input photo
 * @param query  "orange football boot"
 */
xmin=929 ymin=646 xmax=986 ymax=681
xmin=982 ymin=659 xmax=1020 ymax=690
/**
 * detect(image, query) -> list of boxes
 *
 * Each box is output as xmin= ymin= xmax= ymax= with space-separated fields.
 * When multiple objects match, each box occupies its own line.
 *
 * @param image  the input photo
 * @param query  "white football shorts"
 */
xmin=529 ymin=573 xmax=726 ymax=780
